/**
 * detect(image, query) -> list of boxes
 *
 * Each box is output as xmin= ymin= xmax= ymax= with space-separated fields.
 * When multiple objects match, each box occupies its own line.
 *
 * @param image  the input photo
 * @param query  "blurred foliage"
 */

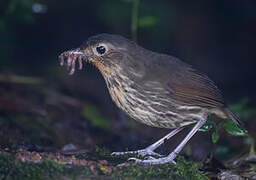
xmin=6 ymin=0 xmax=36 ymax=22
xmin=0 ymin=73 xmax=43 ymax=84
xmin=212 ymin=132 xmax=220 ymax=144
xmin=199 ymin=99 xmax=252 ymax=145
xmin=210 ymin=99 xmax=256 ymax=159
xmin=223 ymin=120 xmax=248 ymax=137
xmin=131 ymin=0 xmax=140 ymax=42
xmin=138 ymin=16 xmax=158 ymax=27
xmin=82 ymin=105 xmax=111 ymax=130
xmin=0 ymin=112 xmax=64 ymax=149
xmin=199 ymin=120 xmax=214 ymax=132
xmin=0 ymin=0 xmax=36 ymax=28
xmin=230 ymin=98 xmax=256 ymax=120
xmin=0 ymin=0 xmax=38 ymax=68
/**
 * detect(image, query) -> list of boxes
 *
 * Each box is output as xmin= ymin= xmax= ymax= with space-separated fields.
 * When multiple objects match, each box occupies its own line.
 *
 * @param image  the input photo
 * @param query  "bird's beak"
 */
xmin=59 ymin=48 xmax=88 ymax=75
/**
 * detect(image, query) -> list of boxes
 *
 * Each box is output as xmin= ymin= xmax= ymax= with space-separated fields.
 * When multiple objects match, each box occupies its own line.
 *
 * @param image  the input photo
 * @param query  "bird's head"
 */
xmin=59 ymin=34 xmax=138 ymax=76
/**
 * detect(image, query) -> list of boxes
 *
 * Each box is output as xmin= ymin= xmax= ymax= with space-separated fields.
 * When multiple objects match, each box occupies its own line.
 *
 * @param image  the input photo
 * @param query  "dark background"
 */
xmin=0 ymin=0 xmax=256 ymax=162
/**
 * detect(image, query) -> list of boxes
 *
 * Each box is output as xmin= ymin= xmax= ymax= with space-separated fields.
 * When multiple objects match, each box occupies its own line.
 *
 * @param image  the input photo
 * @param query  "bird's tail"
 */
xmin=223 ymin=108 xmax=242 ymax=127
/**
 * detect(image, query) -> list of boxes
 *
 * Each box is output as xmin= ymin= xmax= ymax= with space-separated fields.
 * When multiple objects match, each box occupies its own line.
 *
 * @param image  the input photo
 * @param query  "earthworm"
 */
xmin=58 ymin=50 xmax=85 ymax=75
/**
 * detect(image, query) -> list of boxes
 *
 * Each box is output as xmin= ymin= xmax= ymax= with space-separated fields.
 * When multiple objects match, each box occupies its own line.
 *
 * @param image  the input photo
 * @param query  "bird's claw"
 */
xmin=128 ymin=155 xmax=177 ymax=165
xmin=145 ymin=156 xmax=157 ymax=160
xmin=128 ymin=157 xmax=144 ymax=163
xmin=111 ymin=149 xmax=163 ymax=158
xmin=138 ymin=149 xmax=163 ymax=157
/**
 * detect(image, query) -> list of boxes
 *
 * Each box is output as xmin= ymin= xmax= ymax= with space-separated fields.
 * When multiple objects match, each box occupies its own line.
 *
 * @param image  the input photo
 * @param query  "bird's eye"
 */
xmin=96 ymin=46 xmax=106 ymax=55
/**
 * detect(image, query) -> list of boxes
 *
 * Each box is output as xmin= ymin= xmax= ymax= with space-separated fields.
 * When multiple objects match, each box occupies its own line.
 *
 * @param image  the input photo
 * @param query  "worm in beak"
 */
xmin=58 ymin=49 xmax=86 ymax=75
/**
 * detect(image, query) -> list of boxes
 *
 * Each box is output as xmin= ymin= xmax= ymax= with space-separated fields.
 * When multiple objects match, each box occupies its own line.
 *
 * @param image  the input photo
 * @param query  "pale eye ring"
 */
xmin=96 ymin=45 xmax=106 ymax=55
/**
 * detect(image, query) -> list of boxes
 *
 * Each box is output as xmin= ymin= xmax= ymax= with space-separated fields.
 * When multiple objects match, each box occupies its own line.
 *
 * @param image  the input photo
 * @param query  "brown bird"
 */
xmin=59 ymin=34 xmax=240 ymax=165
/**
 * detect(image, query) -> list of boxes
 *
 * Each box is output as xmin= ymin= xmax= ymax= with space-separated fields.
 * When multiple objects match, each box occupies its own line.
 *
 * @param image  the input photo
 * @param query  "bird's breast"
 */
xmin=104 ymin=74 xmax=205 ymax=129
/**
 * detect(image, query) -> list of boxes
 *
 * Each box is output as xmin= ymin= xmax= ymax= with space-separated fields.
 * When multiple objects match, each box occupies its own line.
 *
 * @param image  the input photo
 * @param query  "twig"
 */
xmin=131 ymin=0 xmax=140 ymax=42
xmin=0 ymin=74 xmax=44 ymax=84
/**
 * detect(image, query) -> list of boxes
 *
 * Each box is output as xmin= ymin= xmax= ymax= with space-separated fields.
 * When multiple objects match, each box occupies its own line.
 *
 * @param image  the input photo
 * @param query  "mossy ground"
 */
xmin=0 ymin=150 xmax=208 ymax=180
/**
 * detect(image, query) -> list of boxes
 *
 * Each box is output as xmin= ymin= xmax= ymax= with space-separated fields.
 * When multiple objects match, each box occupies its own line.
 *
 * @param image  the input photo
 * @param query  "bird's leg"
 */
xmin=128 ymin=118 xmax=207 ymax=165
xmin=111 ymin=127 xmax=184 ymax=158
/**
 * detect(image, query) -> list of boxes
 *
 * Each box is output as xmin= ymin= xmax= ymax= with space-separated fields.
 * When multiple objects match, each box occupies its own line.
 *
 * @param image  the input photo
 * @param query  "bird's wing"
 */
xmin=163 ymin=56 xmax=226 ymax=108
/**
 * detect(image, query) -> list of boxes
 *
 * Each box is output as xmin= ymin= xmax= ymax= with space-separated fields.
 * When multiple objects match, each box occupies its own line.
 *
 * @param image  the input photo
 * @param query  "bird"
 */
xmin=58 ymin=33 xmax=240 ymax=165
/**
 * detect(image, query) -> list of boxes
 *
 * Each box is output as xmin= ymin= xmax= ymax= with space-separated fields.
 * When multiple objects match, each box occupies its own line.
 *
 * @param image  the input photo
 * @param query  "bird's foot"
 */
xmin=111 ymin=148 xmax=163 ymax=158
xmin=128 ymin=152 xmax=177 ymax=165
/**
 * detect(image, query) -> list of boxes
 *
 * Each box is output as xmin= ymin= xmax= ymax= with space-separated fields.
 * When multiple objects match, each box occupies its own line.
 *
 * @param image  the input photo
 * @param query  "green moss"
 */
xmin=0 ymin=152 xmax=93 ymax=180
xmin=112 ymin=157 xmax=208 ymax=180
xmin=174 ymin=156 xmax=208 ymax=180
xmin=86 ymin=148 xmax=208 ymax=179
xmin=0 ymin=153 xmax=14 ymax=179
xmin=10 ymin=161 xmax=60 ymax=180
xmin=0 ymin=151 xmax=208 ymax=180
